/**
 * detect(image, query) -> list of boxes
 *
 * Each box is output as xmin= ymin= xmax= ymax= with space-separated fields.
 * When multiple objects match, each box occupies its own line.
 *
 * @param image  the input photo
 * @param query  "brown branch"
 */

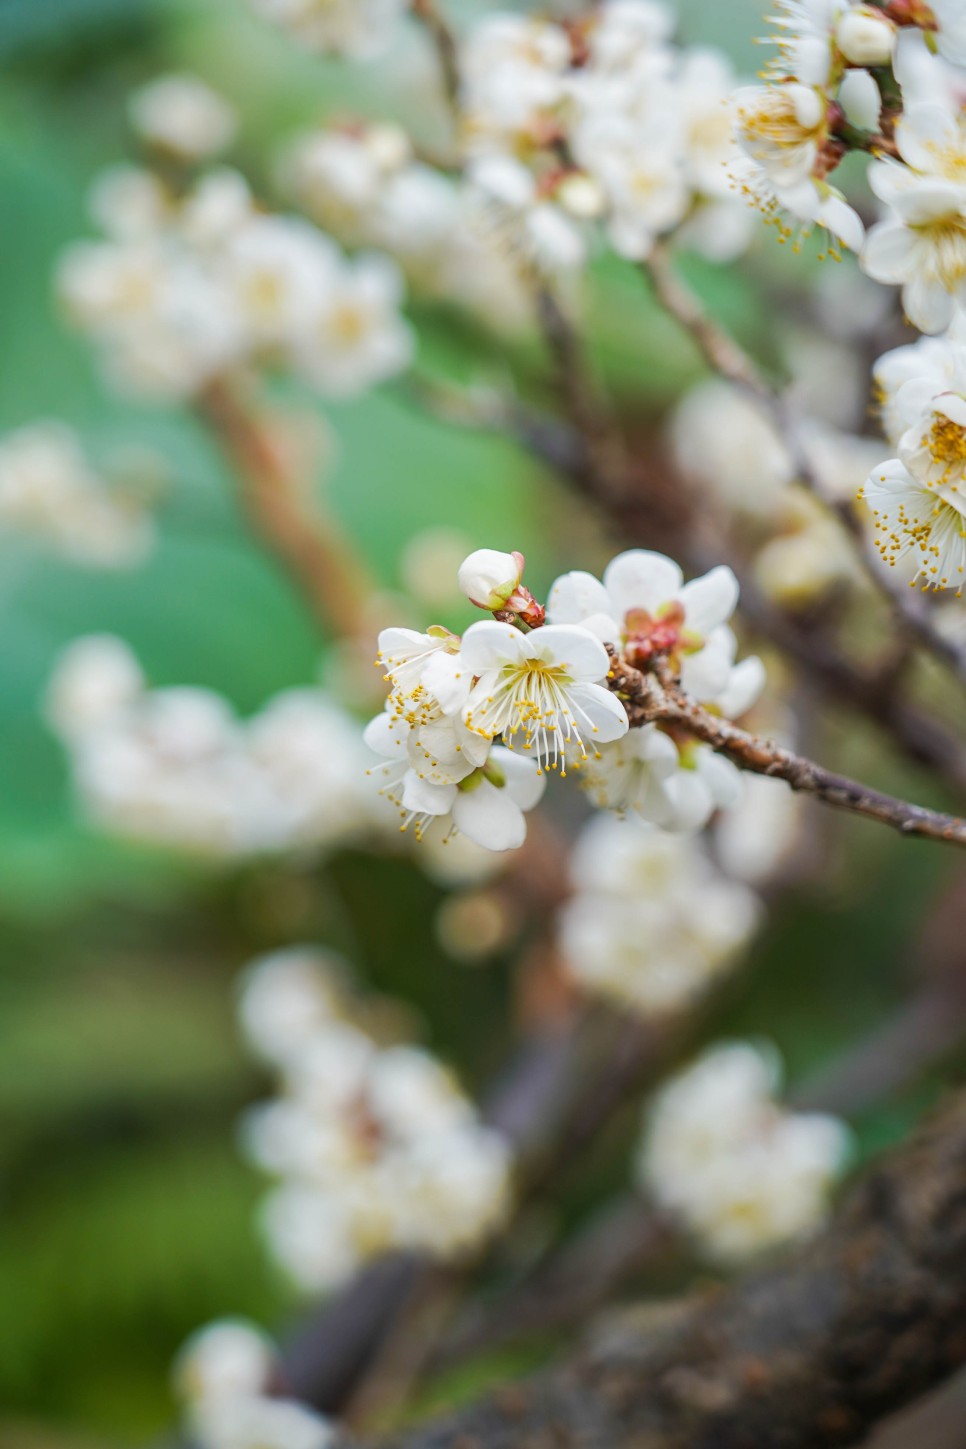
xmin=197 ymin=376 xmax=373 ymax=640
xmin=409 ymin=0 xmax=461 ymax=122
xmin=369 ymin=1088 xmax=966 ymax=1449
xmin=607 ymin=651 xmax=966 ymax=849
xmin=643 ymin=245 xmax=966 ymax=688
xmin=406 ymin=376 xmax=966 ymax=800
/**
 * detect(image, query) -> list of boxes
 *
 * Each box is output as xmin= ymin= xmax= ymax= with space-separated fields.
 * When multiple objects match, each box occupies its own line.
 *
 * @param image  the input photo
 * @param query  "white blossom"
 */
xmin=639 ymin=1041 xmax=851 ymax=1263
xmin=546 ymin=550 xmax=758 ymax=713
xmin=461 ymin=620 xmax=629 ymax=774
xmin=835 ymin=6 xmax=895 ymax=67
xmin=862 ymin=104 xmax=966 ymax=332
xmin=237 ymin=949 xmax=512 ymax=1291
xmin=249 ymin=0 xmax=407 ymax=59
xmin=0 ymin=421 xmax=155 ymax=566
xmin=458 ymin=547 xmax=525 ymax=610
xmin=291 ymin=253 xmax=415 ymax=398
xmin=559 ymin=815 xmax=760 ymax=1014
xmin=46 ymin=638 xmax=377 ymax=857
xmin=129 ymin=74 xmax=237 ymax=162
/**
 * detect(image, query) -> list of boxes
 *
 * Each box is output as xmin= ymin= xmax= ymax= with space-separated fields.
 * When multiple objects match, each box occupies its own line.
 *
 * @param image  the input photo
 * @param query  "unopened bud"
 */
xmin=556 ymin=171 xmax=606 ymax=220
xmin=838 ymin=68 xmax=882 ymax=131
xmin=458 ymin=548 xmax=526 ymax=610
xmin=836 ymin=6 xmax=896 ymax=65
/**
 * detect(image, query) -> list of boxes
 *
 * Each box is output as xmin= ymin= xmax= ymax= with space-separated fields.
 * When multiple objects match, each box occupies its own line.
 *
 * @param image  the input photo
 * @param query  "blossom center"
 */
xmin=917 ymin=217 xmax=966 ymax=287
xmin=926 ymin=410 xmax=966 ymax=482
xmin=622 ymin=602 xmax=690 ymax=670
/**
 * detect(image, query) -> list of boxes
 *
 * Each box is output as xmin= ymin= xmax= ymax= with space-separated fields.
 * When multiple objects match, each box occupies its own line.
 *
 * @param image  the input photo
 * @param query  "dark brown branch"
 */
xmin=608 ymin=651 xmax=966 ymax=849
xmin=371 ymin=1088 xmax=966 ymax=1449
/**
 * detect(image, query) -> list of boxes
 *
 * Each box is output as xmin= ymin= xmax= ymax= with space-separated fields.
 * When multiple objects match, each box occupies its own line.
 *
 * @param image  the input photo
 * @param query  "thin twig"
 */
xmin=407 ymin=376 xmax=966 ymax=799
xmin=198 ymin=376 xmax=373 ymax=641
xmin=643 ymin=244 xmax=966 ymax=687
xmin=609 ymin=650 xmax=966 ymax=848
xmin=410 ymin=0 xmax=461 ymax=122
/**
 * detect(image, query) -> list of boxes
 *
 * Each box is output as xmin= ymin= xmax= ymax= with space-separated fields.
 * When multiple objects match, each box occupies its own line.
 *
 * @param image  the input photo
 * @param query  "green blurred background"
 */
xmin=0 ymin=1 xmax=958 ymax=1443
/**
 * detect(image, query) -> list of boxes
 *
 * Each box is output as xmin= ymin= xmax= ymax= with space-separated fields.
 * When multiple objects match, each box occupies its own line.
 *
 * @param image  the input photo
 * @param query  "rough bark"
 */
xmin=373 ymin=1091 xmax=966 ymax=1449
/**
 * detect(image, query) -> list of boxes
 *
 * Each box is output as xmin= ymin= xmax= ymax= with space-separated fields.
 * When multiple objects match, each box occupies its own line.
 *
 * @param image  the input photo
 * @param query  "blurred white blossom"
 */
xmin=559 ymin=815 xmax=760 ymax=1014
xmin=237 ymin=948 xmax=512 ymax=1292
xmin=639 ymin=1040 xmax=852 ymax=1262
xmin=0 ymin=422 xmax=155 ymax=566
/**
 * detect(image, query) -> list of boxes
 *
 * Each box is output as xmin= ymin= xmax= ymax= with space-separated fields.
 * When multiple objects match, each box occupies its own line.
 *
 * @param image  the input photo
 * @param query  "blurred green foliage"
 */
xmin=0 ymin=0 xmax=962 ymax=1444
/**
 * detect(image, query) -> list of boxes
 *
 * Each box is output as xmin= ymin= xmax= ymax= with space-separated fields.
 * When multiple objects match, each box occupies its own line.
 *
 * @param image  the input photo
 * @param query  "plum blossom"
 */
xmin=173 ymin=1318 xmax=333 ymax=1449
xmin=248 ymin=0 xmax=407 ymax=59
xmin=461 ymin=620 xmax=629 ymax=774
xmin=129 ymin=74 xmax=238 ymax=162
xmin=237 ymin=950 xmax=513 ymax=1292
xmin=546 ymin=550 xmax=758 ymax=711
xmin=862 ymin=329 xmax=966 ymax=592
xmin=559 ymin=815 xmax=761 ymax=1014
xmin=0 ymin=421 xmax=155 ymax=566
xmin=639 ymin=1041 xmax=852 ymax=1263
xmin=862 ymin=104 xmax=966 ymax=332
xmin=458 ymin=547 xmax=525 ymax=610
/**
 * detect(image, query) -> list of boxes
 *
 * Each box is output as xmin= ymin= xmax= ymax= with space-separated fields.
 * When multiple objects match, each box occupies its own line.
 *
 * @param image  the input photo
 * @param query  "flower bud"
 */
xmin=458 ymin=548 xmax=526 ymax=610
xmin=838 ymin=68 xmax=882 ymax=132
xmin=836 ymin=6 xmax=896 ymax=66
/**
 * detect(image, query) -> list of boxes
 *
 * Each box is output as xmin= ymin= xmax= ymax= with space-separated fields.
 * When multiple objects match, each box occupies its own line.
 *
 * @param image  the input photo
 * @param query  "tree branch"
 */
xmin=642 ymin=245 xmax=966 ymax=689
xmin=607 ymin=650 xmax=966 ymax=849
xmin=371 ymin=1088 xmax=966 ymax=1449
xmin=409 ymin=0 xmax=461 ymax=123
xmin=197 ymin=376 xmax=373 ymax=641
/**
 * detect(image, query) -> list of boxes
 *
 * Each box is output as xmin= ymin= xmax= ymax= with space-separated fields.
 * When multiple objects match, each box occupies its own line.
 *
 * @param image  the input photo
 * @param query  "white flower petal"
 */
xmin=568 ymin=682 xmax=629 ymax=742
xmin=460 ymin=620 xmax=529 ymax=673
xmin=603 ymin=550 xmax=683 ymax=619
xmin=452 ymin=779 xmax=527 ymax=851
xmin=677 ymin=565 xmax=739 ymax=635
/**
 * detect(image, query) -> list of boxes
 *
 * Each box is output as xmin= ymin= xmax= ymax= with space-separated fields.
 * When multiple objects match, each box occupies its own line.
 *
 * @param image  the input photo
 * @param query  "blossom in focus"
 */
xmin=862 ymin=103 xmax=966 ymax=333
xmin=559 ymin=815 xmax=760 ymax=1014
xmin=547 ymin=549 xmax=751 ymax=703
xmin=862 ymin=327 xmax=966 ymax=592
xmin=639 ymin=1040 xmax=852 ymax=1262
xmin=461 ymin=620 xmax=629 ymax=774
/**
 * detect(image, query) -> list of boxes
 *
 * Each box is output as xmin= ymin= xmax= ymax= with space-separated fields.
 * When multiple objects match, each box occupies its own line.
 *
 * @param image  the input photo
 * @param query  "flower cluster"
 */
xmin=459 ymin=3 xmax=755 ymax=270
xmin=863 ymin=317 xmax=966 ymax=591
xmin=559 ymin=815 xmax=761 ymax=1015
xmin=286 ymin=120 xmax=528 ymax=326
xmin=670 ymin=378 xmax=879 ymax=608
xmin=734 ymin=0 xmax=966 ymax=290
xmin=174 ymin=1319 xmax=333 ymax=1449
xmin=249 ymin=0 xmax=407 ymax=60
xmin=367 ymin=547 xmax=763 ymax=852
xmin=862 ymin=74 xmax=966 ymax=331
xmin=46 ymin=636 xmax=377 ymax=858
xmin=549 ymin=549 xmax=765 ymax=829
xmin=639 ymin=1041 xmax=851 ymax=1263
xmin=0 ymin=421 xmax=156 ymax=567
xmin=238 ymin=948 xmax=512 ymax=1293
xmin=58 ymin=78 xmax=413 ymax=402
